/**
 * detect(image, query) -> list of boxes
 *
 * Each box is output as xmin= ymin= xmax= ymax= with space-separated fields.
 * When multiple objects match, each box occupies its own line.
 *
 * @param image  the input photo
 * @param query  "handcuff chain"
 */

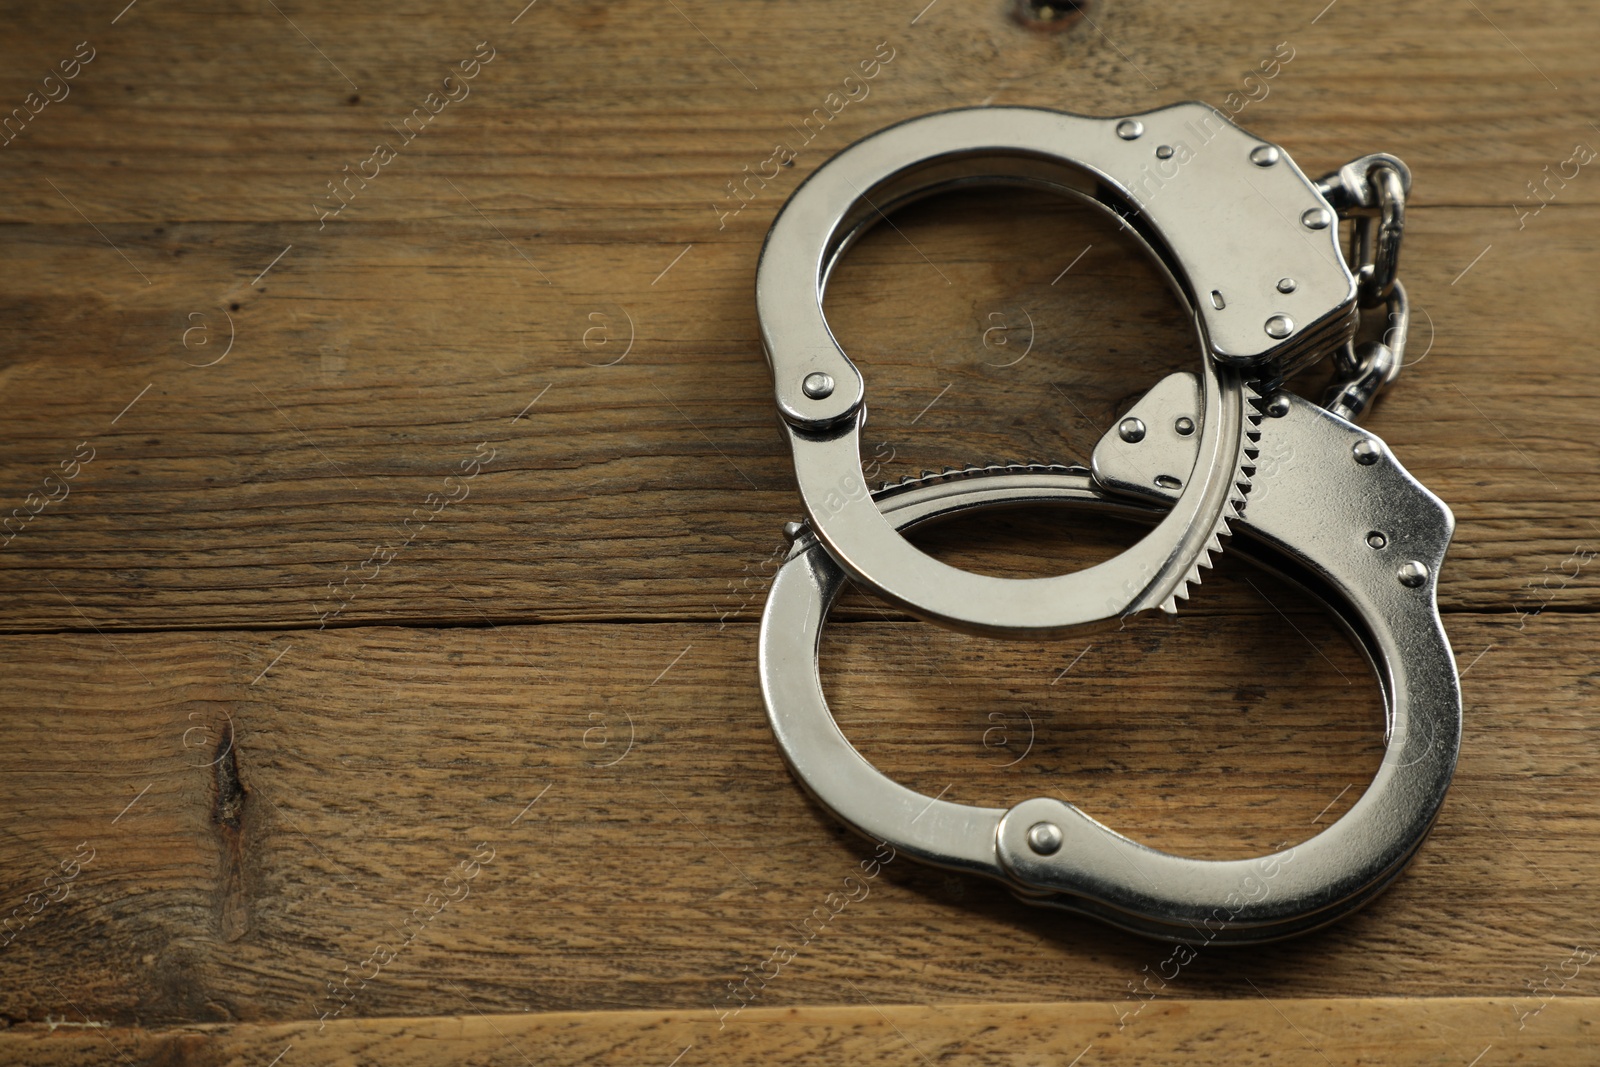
xmin=1315 ymin=155 xmax=1410 ymax=422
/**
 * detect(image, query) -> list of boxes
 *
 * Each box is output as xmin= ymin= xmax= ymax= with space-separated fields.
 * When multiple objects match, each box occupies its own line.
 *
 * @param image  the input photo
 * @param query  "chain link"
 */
xmin=1325 ymin=278 xmax=1407 ymax=422
xmin=1350 ymin=161 xmax=1406 ymax=307
xmin=1314 ymin=154 xmax=1411 ymax=421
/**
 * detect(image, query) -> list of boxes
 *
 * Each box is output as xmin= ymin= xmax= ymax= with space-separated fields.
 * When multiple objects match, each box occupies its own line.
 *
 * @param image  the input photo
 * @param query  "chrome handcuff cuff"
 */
xmin=754 ymin=104 xmax=1459 ymax=943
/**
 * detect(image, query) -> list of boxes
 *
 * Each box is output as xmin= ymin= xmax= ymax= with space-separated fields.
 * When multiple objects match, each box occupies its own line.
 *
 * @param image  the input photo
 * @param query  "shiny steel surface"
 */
xmin=1352 ymin=163 xmax=1406 ymax=306
xmin=758 ymin=103 xmax=1356 ymax=425
xmin=759 ymin=385 xmax=1459 ymax=944
xmin=1326 ymin=279 xmax=1409 ymax=422
xmin=783 ymin=356 xmax=1252 ymax=633
xmin=1317 ymin=152 xmax=1409 ymax=312
xmin=754 ymin=105 xmax=1444 ymax=941
xmin=757 ymin=103 xmax=1353 ymax=633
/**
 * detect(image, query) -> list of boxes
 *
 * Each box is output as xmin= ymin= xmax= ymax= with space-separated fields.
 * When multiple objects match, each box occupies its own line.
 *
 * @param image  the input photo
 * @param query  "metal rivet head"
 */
xmin=1265 ymin=314 xmax=1295 ymax=339
xmin=1155 ymin=144 xmax=1174 ymax=159
xmin=801 ymin=372 xmax=834 ymax=400
xmin=1265 ymin=394 xmax=1291 ymax=418
xmin=1026 ymin=821 xmax=1063 ymax=855
xmin=1398 ymin=560 xmax=1430 ymax=588
xmin=1118 ymin=417 xmax=1147 ymax=443
xmin=1352 ymin=439 xmax=1382 ymax=465
xmin=1116 ymin=119 xmax=1144 ymax=140
xmin=1367 ymin=531 xmax=1387 ymax=549
xmin=1174 ymin=416 xmax=1195 ymax=436
xmin=1250 ymin=145 xmax=1281 ymax=167
xmin=782 ymin=521 xmax=806 ymax=542
xmin=1301 ymin=207 xmax=1333 ymax=230
xmin=1277 ymin=277 xmax=1298 ymax=294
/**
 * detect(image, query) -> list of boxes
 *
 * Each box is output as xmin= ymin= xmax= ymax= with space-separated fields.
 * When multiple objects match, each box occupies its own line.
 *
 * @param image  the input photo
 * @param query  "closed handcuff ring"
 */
xmin=756 ymin=104 xmax=1360 ymax=635
xmin=760 ymin=380 xmax=1459 ymax=942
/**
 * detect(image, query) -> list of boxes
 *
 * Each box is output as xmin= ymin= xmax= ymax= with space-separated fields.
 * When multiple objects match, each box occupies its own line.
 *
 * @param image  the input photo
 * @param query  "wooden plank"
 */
xmin=3 ymin=2 xmax=1597 ymax=1062
xmin=0 ymin=198 xmax=1595 ymax=630
xmin=0 ymin=612 xmax=1591 ymax=1024
xmin=2 ymin=998 xmax=1595 ymax=1066
xmin=0 ymin=3 xmax=1597 ymax=630
xmin=0 ymin=2 xmax=1597 ymax=225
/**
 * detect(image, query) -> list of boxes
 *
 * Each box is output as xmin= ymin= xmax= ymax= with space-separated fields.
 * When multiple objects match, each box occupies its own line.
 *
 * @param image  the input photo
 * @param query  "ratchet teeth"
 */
xmin=1162 ymin=381 xmax=1266 ymax=614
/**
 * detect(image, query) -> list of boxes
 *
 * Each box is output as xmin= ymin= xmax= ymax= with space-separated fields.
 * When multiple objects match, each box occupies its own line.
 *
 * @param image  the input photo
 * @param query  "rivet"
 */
xmin=1116 ymin=119 xmax=1144 ymax=140
xmin=1352 ymin=439 xmax=1382 ymax=465
xmin=1155 ymin=144 xmax=1174 ymax=159
xmin=1277 ymin=277 xmax=1298 ymax=294
xmin=1250 ymin=145 xmax=1281 ymax=167
xmin=1398 ymin=560 xmax=1430 ymax=588
xmin=1301 ymin=207 xmax=1333 ymax=230
xmin=802 ymin=371 xmax=834 ymax=400
xmin=1174 ymin=416 xmax=1195 ymax=436
xmin=1265 ymin=314 xmax=1295 ymax=339
xmin=1265 ymin=394 xmax=1291 ymax=419
xmin=1366 ymin=531 xmax=1387 ymax=549
xmin=1118 ymin=417 xmax=1147 ymax=443
xmin=1027 ymin=821 xmax=1063 ymax=855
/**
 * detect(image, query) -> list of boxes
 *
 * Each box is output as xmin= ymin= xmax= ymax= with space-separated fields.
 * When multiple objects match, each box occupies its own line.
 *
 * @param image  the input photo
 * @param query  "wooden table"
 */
xmin=2 ymin=2 xmax=1596 ymax=1063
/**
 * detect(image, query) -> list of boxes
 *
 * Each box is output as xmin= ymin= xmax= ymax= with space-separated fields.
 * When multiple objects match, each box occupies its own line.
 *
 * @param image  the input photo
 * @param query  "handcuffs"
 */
xmin=754 ymin=104 xmax=1459 ymax=943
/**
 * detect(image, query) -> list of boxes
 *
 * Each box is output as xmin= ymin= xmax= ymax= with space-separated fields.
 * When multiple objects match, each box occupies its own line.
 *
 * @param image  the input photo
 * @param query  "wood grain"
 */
xmin=1 ymin=1 xmax=1598 ymax=224
xmin=0 ymin=197 xmax=1595 ymax=630
xmin=0 ymin=612 xmax=1594 ymax=1029
xmin=3 ymin=997 xmax=1596 ymax=1066
xmin=0 ymin=4 xmax=1597 ymax=630
xmin=2 ymin=1 xmax=1596 ymax=1063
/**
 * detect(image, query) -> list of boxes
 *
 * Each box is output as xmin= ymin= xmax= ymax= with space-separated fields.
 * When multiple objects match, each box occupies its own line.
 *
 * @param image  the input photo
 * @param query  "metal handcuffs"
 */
xmin=760 ymin=384 xmax=1457 ymax=943
xmin=754 ymin=103 xmax=1457 ymax=941
xmin=758 ymin=103 xmax=1398 ymax=633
